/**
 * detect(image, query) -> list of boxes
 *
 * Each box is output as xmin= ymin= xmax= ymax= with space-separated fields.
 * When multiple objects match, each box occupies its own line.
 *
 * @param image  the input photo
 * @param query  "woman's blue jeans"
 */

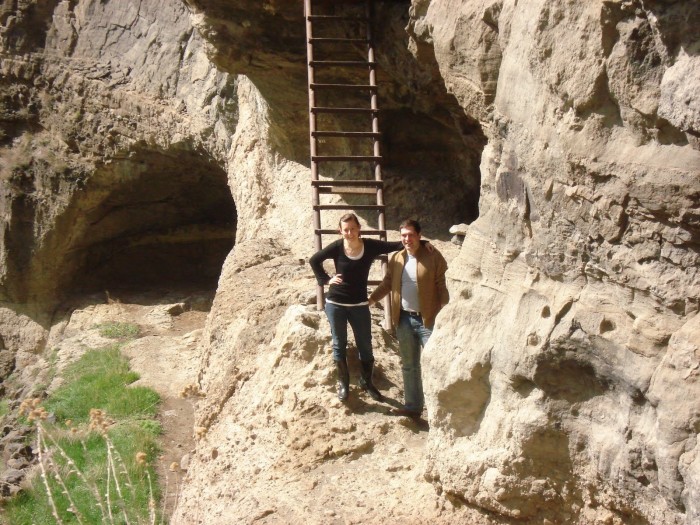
xmin=396 ymin=310 xmax=432 ymax=412
xmin=324 ymin=302 xmax=373 ymax=363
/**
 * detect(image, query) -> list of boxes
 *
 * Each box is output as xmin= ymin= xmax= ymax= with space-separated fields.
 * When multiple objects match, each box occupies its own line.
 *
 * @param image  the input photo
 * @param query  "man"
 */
xmin=369 ymin=219 xmax=449 ymax=417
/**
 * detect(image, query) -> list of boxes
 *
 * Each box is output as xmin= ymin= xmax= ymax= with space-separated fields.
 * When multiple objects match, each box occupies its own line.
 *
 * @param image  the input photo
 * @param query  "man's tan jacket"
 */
xmin=369 ymin=244 xmax=449 ymax=330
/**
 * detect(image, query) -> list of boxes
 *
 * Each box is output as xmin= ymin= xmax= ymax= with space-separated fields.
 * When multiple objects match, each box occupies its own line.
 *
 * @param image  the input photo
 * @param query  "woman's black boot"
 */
xmin=335 ymin=359 xmax=350 ymax=401
xmin=359 ymin=359 xmax=382 ymax=401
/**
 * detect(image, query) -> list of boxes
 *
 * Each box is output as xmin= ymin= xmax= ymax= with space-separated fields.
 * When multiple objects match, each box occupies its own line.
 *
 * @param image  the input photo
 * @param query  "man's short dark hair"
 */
xmin=399 ymin=219 xmax=421 ymax=234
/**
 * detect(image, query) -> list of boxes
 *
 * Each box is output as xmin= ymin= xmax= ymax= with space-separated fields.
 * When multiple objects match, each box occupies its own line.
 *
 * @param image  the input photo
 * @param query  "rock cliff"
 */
xmin=0 ymin=1 xmax=698 ymax=524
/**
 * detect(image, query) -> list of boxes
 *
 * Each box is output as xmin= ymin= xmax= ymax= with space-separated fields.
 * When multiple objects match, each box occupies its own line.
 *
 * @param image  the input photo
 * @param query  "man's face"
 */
xmin=400 ymin=226 xmax=421 ymax=252
xmin=339 ymin=220 xmax=360 ymax=241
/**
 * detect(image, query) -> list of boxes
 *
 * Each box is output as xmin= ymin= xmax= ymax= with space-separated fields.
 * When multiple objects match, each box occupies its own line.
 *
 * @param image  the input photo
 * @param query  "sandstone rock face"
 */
xmin=0 ymin=0 xmax=698 ymax=524
xmin=410 ymin=1 xmax=700 ymax=523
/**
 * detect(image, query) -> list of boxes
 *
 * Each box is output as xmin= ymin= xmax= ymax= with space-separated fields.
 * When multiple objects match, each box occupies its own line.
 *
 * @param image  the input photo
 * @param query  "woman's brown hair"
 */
xmin=338 ymin=213 xmax=361 ymax=229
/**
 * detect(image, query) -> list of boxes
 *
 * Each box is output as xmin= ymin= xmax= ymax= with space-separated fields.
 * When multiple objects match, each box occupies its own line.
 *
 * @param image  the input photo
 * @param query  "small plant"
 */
xmin=138 ymin=419 xmax=163 ymax=436
xmin=179 ymin=383 xmax=206 ymax=399
xmin=0 ymin=398 xmax=10 ymax=418
xmin=97 ymin=322 xmax=140 ymax=340
xmin=3 ymin=345 xmax=162 ymax=524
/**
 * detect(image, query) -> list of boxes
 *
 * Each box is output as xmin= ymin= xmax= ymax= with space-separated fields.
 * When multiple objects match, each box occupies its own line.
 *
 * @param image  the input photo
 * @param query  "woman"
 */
xmin=309 ymin=213 xmax=428 ymax=402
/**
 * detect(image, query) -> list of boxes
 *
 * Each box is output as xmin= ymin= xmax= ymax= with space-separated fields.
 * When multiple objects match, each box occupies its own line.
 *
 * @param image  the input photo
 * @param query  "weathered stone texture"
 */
xmin=1 ymin=0 xmax=241 ymax=308
xmin=413 ymin=1 xmax=700 ymax=523
xmin=0 ymin=0 xmax=698 ymax=524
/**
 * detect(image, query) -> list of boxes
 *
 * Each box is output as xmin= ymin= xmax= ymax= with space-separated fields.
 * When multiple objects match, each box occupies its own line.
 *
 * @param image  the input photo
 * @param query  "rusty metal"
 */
xmin=306 ymin=0 xmax=391 ymax=328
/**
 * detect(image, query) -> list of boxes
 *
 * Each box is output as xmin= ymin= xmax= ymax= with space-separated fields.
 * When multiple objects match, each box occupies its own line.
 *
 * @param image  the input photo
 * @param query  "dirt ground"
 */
xmin=117 ymin=296 xmax=207 ymax=521
xmin=137 ymin=309 xmax=204 ymax=520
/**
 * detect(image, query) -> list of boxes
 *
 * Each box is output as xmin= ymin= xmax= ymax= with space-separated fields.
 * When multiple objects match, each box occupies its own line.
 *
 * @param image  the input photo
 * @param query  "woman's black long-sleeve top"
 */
xmin=309 ymin=239 xmax=403 ymax=305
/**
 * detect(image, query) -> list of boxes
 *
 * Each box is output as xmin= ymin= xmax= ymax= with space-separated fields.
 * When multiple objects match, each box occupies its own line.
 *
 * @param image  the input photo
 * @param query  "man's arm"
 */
xmin=435 ymin=251 xmax=449 ymax=307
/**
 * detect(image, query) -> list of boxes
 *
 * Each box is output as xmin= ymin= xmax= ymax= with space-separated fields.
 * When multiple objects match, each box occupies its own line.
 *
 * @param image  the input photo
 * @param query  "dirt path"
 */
xmin=125 ymin=308 xmax=206 ymax=519
xmin=118 ymin=298 xmax=209 ymax=521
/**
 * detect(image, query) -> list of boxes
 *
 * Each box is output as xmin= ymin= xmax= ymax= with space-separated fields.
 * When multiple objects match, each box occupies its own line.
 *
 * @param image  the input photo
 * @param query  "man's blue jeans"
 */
xmin=325 ymin=302 xmax=373 ymax=362
xmin=396 ymin=310 xmax=432 ymax=412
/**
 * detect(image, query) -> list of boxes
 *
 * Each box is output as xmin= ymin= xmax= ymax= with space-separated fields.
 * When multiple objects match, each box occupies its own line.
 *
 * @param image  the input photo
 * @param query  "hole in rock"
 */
xmin=599 ymin=318 xmax=615 ymax=334
xmin=312 ymin=106 xmax=485 ymax=239
xmin=380 ymin=108 xmax=484 ymax=237
xmin=533 ymin=357 xmax=608 ymax=404
xmin=510 ymin=375 xmax=536 ymax=398
xmin=52 ymin=146 xmax=235 ymax=301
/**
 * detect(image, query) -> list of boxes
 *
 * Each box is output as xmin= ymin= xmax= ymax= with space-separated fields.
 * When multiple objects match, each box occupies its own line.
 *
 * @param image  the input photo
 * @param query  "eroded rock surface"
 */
xmin=0 ymin=1 xmax=698 ymax=524
xmin=413 ymin=1 xmax=700 ymax=523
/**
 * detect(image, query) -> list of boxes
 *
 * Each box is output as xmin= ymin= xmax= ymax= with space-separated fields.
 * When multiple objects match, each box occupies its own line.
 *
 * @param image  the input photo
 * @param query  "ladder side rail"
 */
xmin=365 ymin=0 xmax=391 ymax=330
xmin=305 ymin=0 xmax=325 ymax=310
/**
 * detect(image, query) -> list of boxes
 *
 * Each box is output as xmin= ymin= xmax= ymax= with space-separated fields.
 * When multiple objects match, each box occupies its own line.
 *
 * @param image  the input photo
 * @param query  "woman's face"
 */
xmin=339 ymin=219 xmax=361 ymax=242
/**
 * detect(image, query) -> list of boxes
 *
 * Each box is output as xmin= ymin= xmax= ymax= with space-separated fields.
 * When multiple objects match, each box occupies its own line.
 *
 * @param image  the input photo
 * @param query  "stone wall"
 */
xmin=0 ymin=0 xmax=698 ymax=523
xmin=414 ymin=1 xmax=700 ymax=523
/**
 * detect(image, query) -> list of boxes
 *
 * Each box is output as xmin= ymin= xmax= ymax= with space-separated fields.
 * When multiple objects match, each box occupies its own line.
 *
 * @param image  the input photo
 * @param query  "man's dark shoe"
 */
xmin=335 ymin=359 xmax=349 ymax=402
xmin=391 ymin=407 xmax=422 ymax=418
xmin=359 ymin=359 xmax=383 ymax=401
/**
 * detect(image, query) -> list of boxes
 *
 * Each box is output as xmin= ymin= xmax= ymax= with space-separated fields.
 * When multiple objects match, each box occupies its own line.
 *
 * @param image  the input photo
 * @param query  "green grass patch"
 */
xmin=96 ymin=321 xmax=140 ymax=339
xmin=48 ymin=345 xmax=159 ymax=422
xmin=0 ymin=398 xmax=8 ymax=418
xmin=2 ymin=345 xmax=163 ymax=524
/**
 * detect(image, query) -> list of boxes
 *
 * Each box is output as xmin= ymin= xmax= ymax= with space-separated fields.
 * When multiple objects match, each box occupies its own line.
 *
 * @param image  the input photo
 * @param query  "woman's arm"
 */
xmin=371 ymin=239 xmax=432 ymax=255
xmin=309 ymin=241 xmax=339 ymax=286
xmin=369 ymin=263 xmax=392 ymax=305
xmin=369 ymin=239 xmax=403 ymax=255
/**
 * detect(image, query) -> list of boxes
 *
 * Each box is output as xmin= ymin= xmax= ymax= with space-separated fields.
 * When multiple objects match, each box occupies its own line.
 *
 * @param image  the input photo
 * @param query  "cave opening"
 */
xmin=375 ymin=0 xmax=487 ymax=238
xmin=55 ymin=146 xmax=235 ymax=301
xmin=380 ymin=106 xmax=485 ymax=238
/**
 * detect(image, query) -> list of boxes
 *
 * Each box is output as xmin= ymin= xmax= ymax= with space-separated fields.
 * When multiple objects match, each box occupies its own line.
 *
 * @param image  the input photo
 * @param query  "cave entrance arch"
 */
xmin=46 ymin=145 xmax=235 ymax=304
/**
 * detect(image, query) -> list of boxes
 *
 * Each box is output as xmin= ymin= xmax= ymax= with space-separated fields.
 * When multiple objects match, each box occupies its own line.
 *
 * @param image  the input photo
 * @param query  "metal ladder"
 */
xmin=304 ymin=0 xmax=391 ymax=327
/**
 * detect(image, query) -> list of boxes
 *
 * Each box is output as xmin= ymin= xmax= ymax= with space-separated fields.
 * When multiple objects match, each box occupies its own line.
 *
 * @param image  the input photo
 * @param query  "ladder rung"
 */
xmin=313 ymin=131 xmax=381 ymax=138
xmin=310 ymin=0 xmax=370 ymax=3
xmin=309 ymin=38 xmax=370 ymax=43
xmin=312 ymin=155 xmax=381 ymax=162
xmin=309 ymin=60 xmax=377 ymax=67
xmin=312 ymin=180 xmax=383 ymax=187
xmin=310 ymin=83 xmax=377 ymax=91
xmin=316 ymin=229 xmax=386 ymax=236
xmin=314 ymin=204 xmax=385 ymax=211
xmin=308 ymin=15 xmax=369 ymax=21
xmin=311 ymin=107 xmax=378 ymax=114
xmin=319 ymin=187 xmax=377 ymax=195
